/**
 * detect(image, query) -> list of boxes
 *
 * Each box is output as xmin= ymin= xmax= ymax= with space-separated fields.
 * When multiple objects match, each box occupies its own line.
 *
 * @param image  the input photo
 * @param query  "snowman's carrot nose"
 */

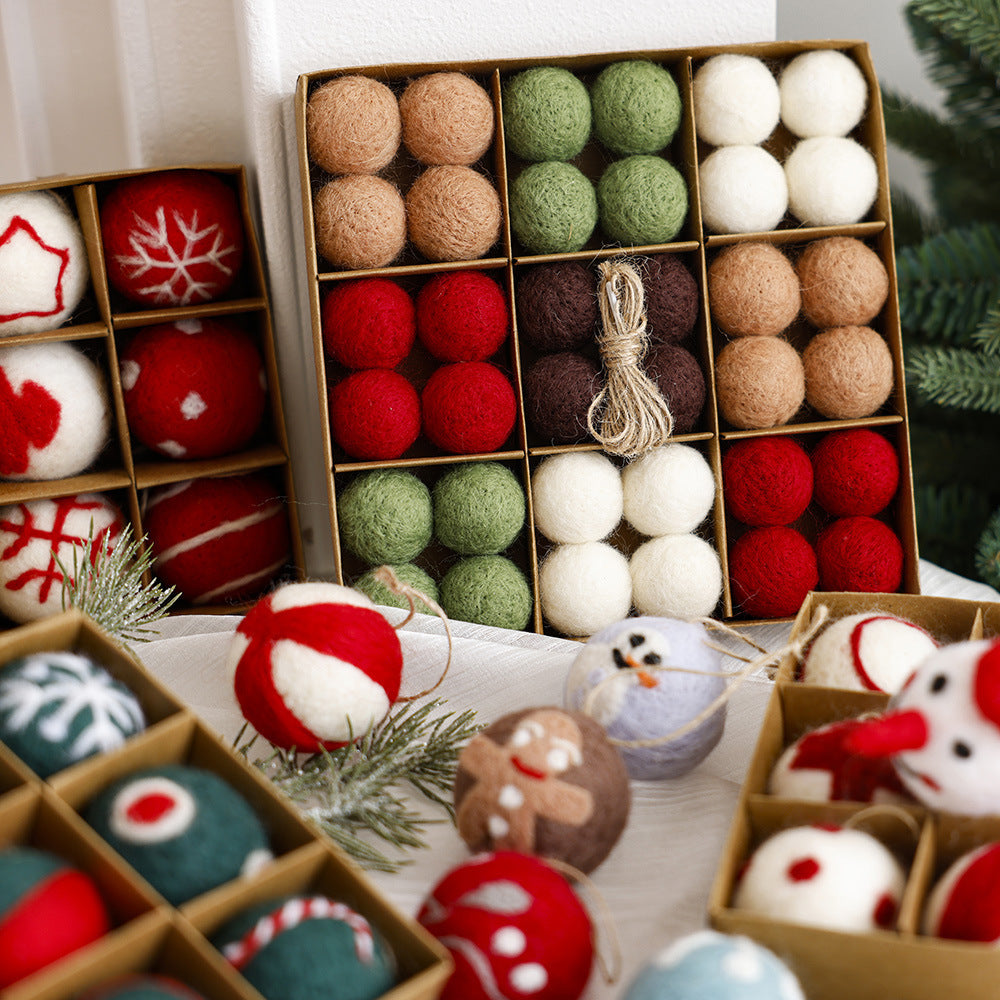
xmin=844 ymin=710 xmax=929 ymax=757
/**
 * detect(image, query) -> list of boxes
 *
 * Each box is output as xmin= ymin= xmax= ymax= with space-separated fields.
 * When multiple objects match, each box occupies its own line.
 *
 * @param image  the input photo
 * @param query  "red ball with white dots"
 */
xmin=120 ymin=318 xmax=267 ymax=460
xmin=416 ymin=270 xmax=510 ymax=362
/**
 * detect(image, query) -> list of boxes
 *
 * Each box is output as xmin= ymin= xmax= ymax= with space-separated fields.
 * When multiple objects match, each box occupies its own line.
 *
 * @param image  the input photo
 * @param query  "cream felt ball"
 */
xmin=780 ymin=49 xmax=868 ymax=139
xmin=0 ymin=189 xmax=89 ymax=336
xmin=502 ymin=65 xmax=592 ymax=162
xmin=699 ymin=145 xmax=788 ymax=234
xmin=399 ymin=71 xmax=494 ymax=166
xmin=591 ymin=60 xmax=682 ymax=156
xmin=796 ymin=236 xmax=889 ymax=328
xmin=629 ymin=534 xmax=722 ymax=619
xmin=337 ymin=468 xmax=432 ymax=565
xmin=531 ymin=451 xmax=623 ymax=544
xmin=622 ymin=443 xmax=715 ymax=537
xmin=539 ymin=541 xmax=632 ymax=637
xmin=510 ymin=161 xmax=598 ymax=254
xmin=439 ymin=555 xmax=532 ymax=631
xmin=708 ymin=242 xmax=800 ymax=338
xmin=802 ymin=325 xmax=894 ymax=419
xmin=596 ymin=155 xmax=688 ymax=246
xmin=784 ymin=136 xmax=879 ymax=227
xmin=0 ymin=341 xmax=109 ymax=480
xmin=313 ymin=175 xmax=407 ymax=270
xmin=693 ymin=54 xmax=780 ymax=146
xmin=432 ymin=461 xmax=526 ymax=555
xmin=715 ymin=336 xmax=805 ymax=429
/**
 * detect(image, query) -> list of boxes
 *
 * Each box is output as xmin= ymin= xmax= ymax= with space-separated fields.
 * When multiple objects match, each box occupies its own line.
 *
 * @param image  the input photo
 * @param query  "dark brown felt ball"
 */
xmin=645 ymin=342 xmax=706 ymax=433
xmin=802 ymin=325 xmax=894 ymax=419
xmin=796 ymin=236 xmax=890 ymax=328
xmin=643 ymin=253 xmax=699 ymax=343
xmin=708 ymin=242 xmax=800 ymax=337
xmin=515 ymin=261 xmax=598 ymax=352
xmin=524 ymin=351 xmax=602 ymax=444
xmin=715 ymin=336 xmax=805 ymax=429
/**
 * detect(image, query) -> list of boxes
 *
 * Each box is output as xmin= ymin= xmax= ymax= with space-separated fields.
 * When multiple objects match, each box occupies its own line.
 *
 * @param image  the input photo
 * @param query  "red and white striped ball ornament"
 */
xmin=924 ymin=840 xmax=1000 ymax=942
xmin=226 ymin=581 xmax=404 ymax=751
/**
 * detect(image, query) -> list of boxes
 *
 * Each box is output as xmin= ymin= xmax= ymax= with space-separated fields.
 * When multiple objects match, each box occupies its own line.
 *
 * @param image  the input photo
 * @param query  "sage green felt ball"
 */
xmin=510 ymin=161 xmax=598 ymax=254
xmin=440 ymin=555 xmax=532 ymax=631
xmin=502 ymin=66 xmax=592 ymax=162
xmin=337 ymin=469 xmax=432 ymax=565
xmin=433 ymin=462 xmax=526 ymax=555
xmin=597 ymin=155 xmax=688 ymax=246
xmin=591 ymin=60 xmax=682 ymax=155
xmin=353 ymin=562 xmax=439 ymax=613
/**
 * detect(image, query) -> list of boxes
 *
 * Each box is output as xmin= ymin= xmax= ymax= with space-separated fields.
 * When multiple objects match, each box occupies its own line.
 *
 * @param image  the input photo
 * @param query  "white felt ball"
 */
xmin=780 ymin=50 xmax=868 ymax=138
xmin=693 ymin=54 xmax=780 ymax=146
xmin=785 ymin=136 xmax=879 ymax=226
xmin=0 ymin=190 xmax=89 ymax=336
xmin=531 ymin=451 xmax=623 ymax=544
xmin=630 ymin=534 xmax=722 ymax=619
xmin=699 ymin=145 xmax=788 ymax=234
xmin=539 ymin=541 xmax=632 ymax=637
xmin=622 ymin=443 xmax=715 ymax=536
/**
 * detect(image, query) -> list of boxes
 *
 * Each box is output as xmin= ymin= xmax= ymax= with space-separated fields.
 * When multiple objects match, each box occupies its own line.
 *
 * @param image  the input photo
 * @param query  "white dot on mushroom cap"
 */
xmin=491 ymin=925 xmax=527 ymax=957
xmin=181 ymin=391 xmax=207 ymax=419
xmin=509 ymin=962 xmax=548 ymax=993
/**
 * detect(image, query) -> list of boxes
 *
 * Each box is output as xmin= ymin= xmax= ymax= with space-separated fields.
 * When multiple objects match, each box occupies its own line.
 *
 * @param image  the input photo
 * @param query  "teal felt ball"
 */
xmin=433 ymin=462 xmax=526 ymax=555
xmin=510 ymin=161 xmax=598 ymax=254
xmin=352 ymin=562 xmax=439 ymax=614
xmin=597 ymin=155 xmax=688 ymax=246
xmin=591 ymin=60 xmax=682 ymax=155
xmin=77 ymin=975 xmax=208 ymax=1000
xmin=502 ymin=66 xmax=591 ymax=162
xmin=440 ymin=555 xmax=532 ymax=631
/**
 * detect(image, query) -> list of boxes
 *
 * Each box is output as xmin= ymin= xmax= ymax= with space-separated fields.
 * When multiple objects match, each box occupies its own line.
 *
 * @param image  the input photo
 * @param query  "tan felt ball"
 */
xmin=708 ymin=242 xmax=801 ymax=337
xmin=715 ymin=336 xmax=805 ymax=429
xmin=803 ymin=325 xmax=894 ymax=419
xmin=314 ymin=175 xmax=407 ymax=270
xmin=797 ymin=236 xmax=890 ymax=328
xmin=406 ymin=164 xmax=502 ymax=262
xmin=399 ymin=72 xmax=495 ymax=165
xmin=307 ymin=75 xmax=401 ymax=175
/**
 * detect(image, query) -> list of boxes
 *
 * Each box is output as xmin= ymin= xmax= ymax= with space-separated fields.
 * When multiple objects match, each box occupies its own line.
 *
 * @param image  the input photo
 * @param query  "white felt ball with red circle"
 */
xmin=226 ymin=581 xmax=404 ymax=752
xmin=923 ymin=840 xmax=1000 ymax=942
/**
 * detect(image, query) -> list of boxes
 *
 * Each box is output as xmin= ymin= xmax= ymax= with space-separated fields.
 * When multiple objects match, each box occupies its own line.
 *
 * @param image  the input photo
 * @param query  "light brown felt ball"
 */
xmin=803 ymin=325 xmax=894 ymax=419
xmin=715 ymin=335 xmax=805 ymax=428
xmin=796 ymin=236 xmax=890 ymax=328
xmin=708 ymin=242 xmax=800 ymax=337
xmin=313 ymin=175 xmax=407 ymax=270
xmin=399 ymin=72 xmax=495 ymax=165
xmin=306 ymin=75 xmax=401 ymax=175
xmin=406 ymin=165 xmax=502 ymax=262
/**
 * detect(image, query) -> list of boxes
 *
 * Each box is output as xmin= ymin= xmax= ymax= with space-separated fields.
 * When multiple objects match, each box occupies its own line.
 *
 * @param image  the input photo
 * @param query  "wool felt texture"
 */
xmin=531 ymin=450 xmax=623 ymax=545
xmin=418 ymin=851 xmax=594 ymax=1000
xmin=798 ymin=241 xmax=888 ymax=334
xmin=708 ymin=242 xmax=800 ymax=338
xmin=732 ymin=825 xmax=905 ymax=933
xmin=811 ymin=428 xmax=899 ymax=517
xmin=629 ymin=534 xmax=723 ymax=619
xmin=0 ymin=340 xmax=110 ymax=480
xmin=101 ymin=170 xmax=244 ymax=306
xmin=779 ymin=49 xmax=868 ymax=139
xmin=591 ymin=59 xmax=681 ymax=155
xmin=321 ymin=277 xmax=416 ymax=370
xmin=420 ymin=360 xmax=517 ymax=454
xmin=0 ymin=189 xmax=89 ymax=337
xmin=510 ymin=161 xmax=598 ymax=254
xmin=406 ymin=165 xmax=501 ymax=262
xmin=722 ymin=436 xmax=813 ymax=527
xmin=539 ymin=541 xmax=632 ymax=637
xmin=120 ymin=318 xmax=266 ymax=460
xmin=227 ymin=582 xmax=403 ymax=750
xmin=715 ymin=335 xmax=804 ymax=429
xmin=501 ymin=66 xmax=592 ymax=162
xmin=328 ymin=368 xmax=421 ymax=461
xmin=924 ymin=841 xmax=1000 ymax=941
xmin=727 ymin=525 xmax=818 ymax=619
xmin=78 ymin=975 xmax=209 ymax=1000
xmin=432 ymin=461 xmax=525 ymax=555
xmin=815 ymin=515 xmax=904 ymax=593
xmin=0 ymin=493 xmax=123 ymax=624
xmin=565 ymin=616 xmax=726 ymax=780
xmin=803 ymin=325 xmax=894 ymax=419
xmin=453 ymin=706 xmax=630 ymax=874
xmin=0 ymin=846 xmax=110 ymax=988
xmin=415 ymin=269 xmax=509 ymax=362
xmin=644 ymin=342 xmax=706 ymax=434
xmin=642 ymin=253 xmax=699 ymax=343
xmin=523 ymin=351 xmax=601 ymax=444
xmin=399 ymin=71 xmax=494 ymax=166
xmin=515 ymin=261 xmax=598 ymax=353
xmin=698 ymin=145 xmax=788 ymax=234
xmin=439 ymin=554 xmax=532 ymax=631
xmin=692 ymin=54 xmax=781 ymax=146
xmin=0 ymin=650 xmax=145 ymax=778
xmin=622 ymin=443 xmax=714 ymax=537
xmin=336 ymin=468 xmax=432 ymax=565
xmin=313 ymin=175 xmax=407 ymax=270
xmin=785 ymin=136 xmax=879 ymax=227
xmin=353 ymin=562 xmax=438 ymax=614
xmin=143 ymin=474 xmax=290 ymax=605
xmin=596 ymin=155 xmax=687 ymax=246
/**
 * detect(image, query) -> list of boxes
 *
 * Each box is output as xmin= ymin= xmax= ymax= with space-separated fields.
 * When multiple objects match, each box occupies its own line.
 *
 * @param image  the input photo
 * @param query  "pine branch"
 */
xmin=971 ymin=302 xmax=1000 ymax=353
xmin=915 ymin=481 xmax=994 ymax=579
xmin=889 ymin=182 xmax=937 ymax=247
xmin=975 ymin=506 xmax=1000 ymax=589
xmin=906 ymin=343 xmax=1000 ymax=412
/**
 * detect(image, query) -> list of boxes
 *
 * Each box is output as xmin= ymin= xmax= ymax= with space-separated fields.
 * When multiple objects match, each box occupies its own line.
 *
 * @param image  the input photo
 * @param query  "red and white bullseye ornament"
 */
xmin=924 ymin=840 xmax=1000 ymax=942
xmin=226 ymin=581 xmax=404 ymax=751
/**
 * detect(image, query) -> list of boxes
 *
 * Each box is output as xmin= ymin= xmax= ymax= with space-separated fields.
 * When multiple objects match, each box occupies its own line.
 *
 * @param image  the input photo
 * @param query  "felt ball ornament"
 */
xmin=815 ymin=515 xmax=904 ymax=593
xmin=591 ymin=59 xmax=681 ymax=156
xmin=439 ymin=555 xmax=532 ymax=631
xmin=796 ymin=236 xmax=889 ymax=329
xmin=418 ymin=851 xmax=593 ymax=1000
xmin=510 ymin=161 xmax=598 ymax=255
xmin=120 ymin=318 xmax=267 ymax=460
xmin=314 ymin=175 xmax=406 ymax=271
xmin=924 ymin=841 xmax=1000 ymax=942
xmin=433 ymin=462 xmax=525 ymax=555
xmin=622 ymin=443 xmax=715 ymax=536
xmin=337 ymin=468 xmax=432 ymax=565
xmin=785 ymin=136 xmax=879 ymax=227
xmin=566 ymin=616 xmax=726 ymax=779
xmin=515 ymin=261 xmax=598 ymax=353
xmin=780 ymin=49 xmax=868 ymax=139
xmin=0 ymin=845 xmax=110 ymax=988
xmin=421 ymin=361 xmax=517 ymax=454
xmin=0 ymin=650 xmax=145 ymax=778
xmin=629 ymin=534 xmax=723 ymax=620
xmin=77 ymin=975 xmax=209 ymax=1000
xmin=523 ymin=351 xmax=600 ymax=444
xmin=353 ymin=562 xmax=438 ymax=614
xmin=596 ymin=155 xmax=688 ymax=246
xmin=143 ymin=474 xmax=290 ymax=605
xmin=306 ymin=75 xmax=401 ymax=175
xmin=722 ymin=436 xmax=813 ymax=527
xmin=101 ymin=170 xmax=244 ymax=306
xmin=0 ymin=340 xmax=110 ymax=480
xmin=406 ymin=165 xmax=501 ymax=262
xmin=645 ymin=343 xmax=706 ymax=434
xmin=708 ymin=242 xmax=800 ymax=338
xmin=399 ymin=71 xmax=494 ymax=166
xmin=715 ymin=336 xmax=805 ymax=429
xmin=321 ymin=277 xmax=415 ymax=370
xmin=415 ymin=270 xmax=509 ymax=362
xmin=643 ymin=253 xmax=699 ymax=344
xmin=539 ymin=541 xmax=632 ymax=637
xmin=453 ymin=706 xmax=631 ymax=873
xmin=802 ymin=325 xmax=894 ymax=420
xmin=811 ymin=428 xmax=899 ymax=517
xmin=502 ymin=66 xmax=592 ymax=162
xmin=727 ymin=525 xmax=818 ymax=619
xmin=0 ymin=189 xmax=89 ymax=336
xmin=531 ymin=451 xmax=623 ymax=545
xmin=692 ymin=54 xmax=781 ymax=146
xmin=328 ymin=369 xmax=420 ymax=461
xmin=699 ymin=145 xmax=788 ymax=234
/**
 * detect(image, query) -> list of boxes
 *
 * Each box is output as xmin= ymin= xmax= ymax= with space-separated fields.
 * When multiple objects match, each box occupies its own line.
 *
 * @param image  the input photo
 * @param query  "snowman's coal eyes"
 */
xmin=629 ymin=633 xmax=645 ymax=648
xmin=643 ymin=652 xmax=662 ymax=665
xmin=929 ymin=674 xmax=948 ymax=694
xmin=953 ymin=740 xmax=972 ymax=759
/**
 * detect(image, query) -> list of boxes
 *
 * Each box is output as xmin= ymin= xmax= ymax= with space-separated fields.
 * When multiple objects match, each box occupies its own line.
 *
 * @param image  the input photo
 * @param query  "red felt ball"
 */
xmin=811 ymin=429 xmax=899 ymax=517
xmin=321 ymin=277 xmax=415 ymax=369
xmin=416 ymin=270 xmax=509 ymax=361
xmin=120 ymin=318 xmax=267 ymax=460
xmin=101 ymin=170 xmax=244 ymax=306
xmin=329 ymin=369 xmax=420 ymax=460
xmin=816 ymin=515 xmax=904 ymax=593
xmin=143 ymin=474 xmax=291 ymax=605
xmin=728 ymin=525 xmax=818 ymax=618
xmin=421 ymin=361 xmax=517 ymax=454
xmin=723 ymin=436 xmax=813 ymax=526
